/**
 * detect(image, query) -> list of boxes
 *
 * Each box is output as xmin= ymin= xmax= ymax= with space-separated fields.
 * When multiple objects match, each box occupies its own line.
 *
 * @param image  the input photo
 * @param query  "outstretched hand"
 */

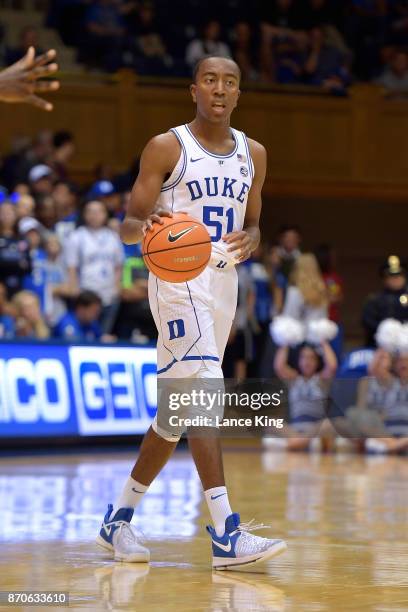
xmin=0 ymin=47 xmax=59 ymax=111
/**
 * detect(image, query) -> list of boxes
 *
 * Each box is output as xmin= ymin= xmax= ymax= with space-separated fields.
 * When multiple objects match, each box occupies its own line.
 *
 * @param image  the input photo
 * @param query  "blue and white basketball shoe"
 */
xmin=96 ymin=504 xmax=150 ymax=563
xmin=207 ymin=513 xmax=287 ymax=570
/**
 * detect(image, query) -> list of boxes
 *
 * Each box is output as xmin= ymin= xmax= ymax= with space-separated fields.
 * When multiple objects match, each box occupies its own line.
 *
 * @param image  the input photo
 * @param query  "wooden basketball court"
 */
xmin=0 ymin=447 xmax=407 ymax=611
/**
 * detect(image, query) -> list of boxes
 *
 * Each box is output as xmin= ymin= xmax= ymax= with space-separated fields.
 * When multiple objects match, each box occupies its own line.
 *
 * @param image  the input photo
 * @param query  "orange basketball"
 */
xmin=142 ymin=212 xmax=212 ymax=282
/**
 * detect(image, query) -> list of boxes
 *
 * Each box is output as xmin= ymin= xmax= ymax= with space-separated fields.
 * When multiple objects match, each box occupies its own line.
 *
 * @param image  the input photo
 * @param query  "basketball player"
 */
xmin=0 ymin=47 xmax=59 ymax=110
xmin=97 ymin=56 xmax=287 ymax=569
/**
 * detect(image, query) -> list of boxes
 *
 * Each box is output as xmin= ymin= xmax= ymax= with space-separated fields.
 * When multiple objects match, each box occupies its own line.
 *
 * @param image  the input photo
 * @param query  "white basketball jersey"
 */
xmin=156 ymin=124 xmax=254 ymax=265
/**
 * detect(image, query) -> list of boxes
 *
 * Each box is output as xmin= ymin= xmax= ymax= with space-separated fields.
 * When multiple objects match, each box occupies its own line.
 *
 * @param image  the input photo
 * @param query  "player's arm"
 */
xmin=0 ymin=47 xmax=59 ymax=110
xmin=223 ymin=139 xmax=267 ymax=262
xmin=120 ymin=133 xmax=180 ymax=245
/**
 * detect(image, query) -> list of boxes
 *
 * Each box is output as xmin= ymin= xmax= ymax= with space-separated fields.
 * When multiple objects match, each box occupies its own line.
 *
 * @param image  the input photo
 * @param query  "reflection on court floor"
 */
xmin=0 ymin=456 xmax=201 ymax=541
xmin=0 ymin=450 xmax=407 ymax=611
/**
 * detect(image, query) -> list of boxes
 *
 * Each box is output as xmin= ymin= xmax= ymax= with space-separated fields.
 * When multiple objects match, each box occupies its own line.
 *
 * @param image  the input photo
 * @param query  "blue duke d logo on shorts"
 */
xmin=167 ymin=319 xmax=185 ymax=340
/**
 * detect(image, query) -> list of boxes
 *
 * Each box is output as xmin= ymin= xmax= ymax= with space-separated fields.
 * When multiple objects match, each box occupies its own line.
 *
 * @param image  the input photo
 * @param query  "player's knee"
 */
xmin=152 ymin=415 xmax=182 ymax=443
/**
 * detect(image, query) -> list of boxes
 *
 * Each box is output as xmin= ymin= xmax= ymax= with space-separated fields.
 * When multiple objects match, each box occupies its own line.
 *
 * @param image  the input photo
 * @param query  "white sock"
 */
xmin=204 ymin=486 xmax=233 ymax=537
xmin=110 ymin=477 xmax=149 ymax=519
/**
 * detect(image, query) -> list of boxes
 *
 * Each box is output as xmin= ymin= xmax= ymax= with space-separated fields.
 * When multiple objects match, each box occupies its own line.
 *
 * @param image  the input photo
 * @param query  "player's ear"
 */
xmin=190 ymin=83 xmax=197 ymax=104
xmin=233 ymin=88 xmax=241 ymax=108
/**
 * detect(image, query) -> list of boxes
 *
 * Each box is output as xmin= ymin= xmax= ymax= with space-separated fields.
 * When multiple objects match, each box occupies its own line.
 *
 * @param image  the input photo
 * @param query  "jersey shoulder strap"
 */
xmin=233 ymin=129 xmax=254 ymax=179
xmin=160 ymin=125 xmax=188 ymax=192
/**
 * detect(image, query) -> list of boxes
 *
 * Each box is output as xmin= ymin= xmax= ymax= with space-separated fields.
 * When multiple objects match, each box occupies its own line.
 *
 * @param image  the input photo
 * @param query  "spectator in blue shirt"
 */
xmin=54 ymin=290 xmax=103 ymax=341
xmin=0 ymin=281 xmax=15 ymax=339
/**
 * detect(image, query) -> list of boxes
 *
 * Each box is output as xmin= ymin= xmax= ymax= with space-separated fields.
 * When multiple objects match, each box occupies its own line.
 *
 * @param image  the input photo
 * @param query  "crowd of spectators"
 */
xmin=0 ymin=128 xmax=150 ymax=344
xmin=2 ymin=1 xmax=408 ymax=92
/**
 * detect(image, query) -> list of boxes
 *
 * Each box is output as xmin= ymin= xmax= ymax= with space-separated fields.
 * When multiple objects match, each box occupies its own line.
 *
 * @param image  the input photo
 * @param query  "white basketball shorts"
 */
xmin=148 ymin=262 xmax=238 ymax=379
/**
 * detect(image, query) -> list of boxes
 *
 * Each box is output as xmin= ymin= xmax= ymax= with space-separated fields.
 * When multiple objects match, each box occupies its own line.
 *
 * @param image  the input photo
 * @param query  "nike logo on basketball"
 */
xmin=212 ymin=538 xmax=232 ymax=552
xmin=168 ymin=226 xmax=196 ymax=242
xmin=190 ymin=157 xmax=204 ymax=162
xmin=211 ymin=493 xmax=227 ymax=500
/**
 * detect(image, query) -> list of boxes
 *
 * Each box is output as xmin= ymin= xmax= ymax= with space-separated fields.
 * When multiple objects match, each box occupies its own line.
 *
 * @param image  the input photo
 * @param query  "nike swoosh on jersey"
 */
xmin=212 ymin=538 xmax=232 ymax=552
xmin=168 ymin=226 xmax=196 ymax=242
xmin=190 ymin=157 xmax=205 ymax=162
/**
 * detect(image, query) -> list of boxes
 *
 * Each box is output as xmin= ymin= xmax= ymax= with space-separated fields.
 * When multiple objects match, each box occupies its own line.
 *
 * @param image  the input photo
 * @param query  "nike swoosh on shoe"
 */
xmin=212 ymin=539 xmax=232 ymax=552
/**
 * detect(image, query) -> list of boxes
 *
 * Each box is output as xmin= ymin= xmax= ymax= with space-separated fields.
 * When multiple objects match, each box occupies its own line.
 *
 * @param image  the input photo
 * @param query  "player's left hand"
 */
xmin=222 ymin=230 xmax=253 ymax=263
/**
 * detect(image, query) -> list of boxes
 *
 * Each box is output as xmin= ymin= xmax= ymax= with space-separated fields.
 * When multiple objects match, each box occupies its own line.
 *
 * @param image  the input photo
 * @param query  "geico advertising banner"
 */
xmin=0 ymin=343 xmax=157 ymax=438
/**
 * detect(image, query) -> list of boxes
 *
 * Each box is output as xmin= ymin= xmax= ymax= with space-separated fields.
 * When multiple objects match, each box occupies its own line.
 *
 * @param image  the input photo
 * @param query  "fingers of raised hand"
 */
xmin=33 ymin=80 xmax=60 ymax=93
xmin=32 ymin=49 xmax=57 ymax=68
xmin=27 ymin=63 xmax=58 ymax=81
xmin=26 ymin=93 xmax=53 ymax=111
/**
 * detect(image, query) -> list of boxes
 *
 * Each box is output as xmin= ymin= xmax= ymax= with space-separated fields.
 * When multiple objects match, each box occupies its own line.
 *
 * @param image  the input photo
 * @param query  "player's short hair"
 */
xmin=192 ymin=56 xmax=241 ymax=83
xmin=75 ymin=290 xmax=102 ymax=309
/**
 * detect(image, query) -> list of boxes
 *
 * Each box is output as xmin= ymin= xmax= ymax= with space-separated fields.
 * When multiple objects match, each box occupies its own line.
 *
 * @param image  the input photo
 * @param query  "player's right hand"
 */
xmin=142 ymin=209 xmax=173 ymax=234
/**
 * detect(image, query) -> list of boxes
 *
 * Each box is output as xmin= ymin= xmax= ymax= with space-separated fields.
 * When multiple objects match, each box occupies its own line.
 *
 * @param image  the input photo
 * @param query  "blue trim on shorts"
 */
xmin=183 ymin=355 xmax=219 ymax=362
xmin=157 ymin=355 xmax=220 ymax=375
xmin=157 ymin=357 xmax=177 ymax=375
